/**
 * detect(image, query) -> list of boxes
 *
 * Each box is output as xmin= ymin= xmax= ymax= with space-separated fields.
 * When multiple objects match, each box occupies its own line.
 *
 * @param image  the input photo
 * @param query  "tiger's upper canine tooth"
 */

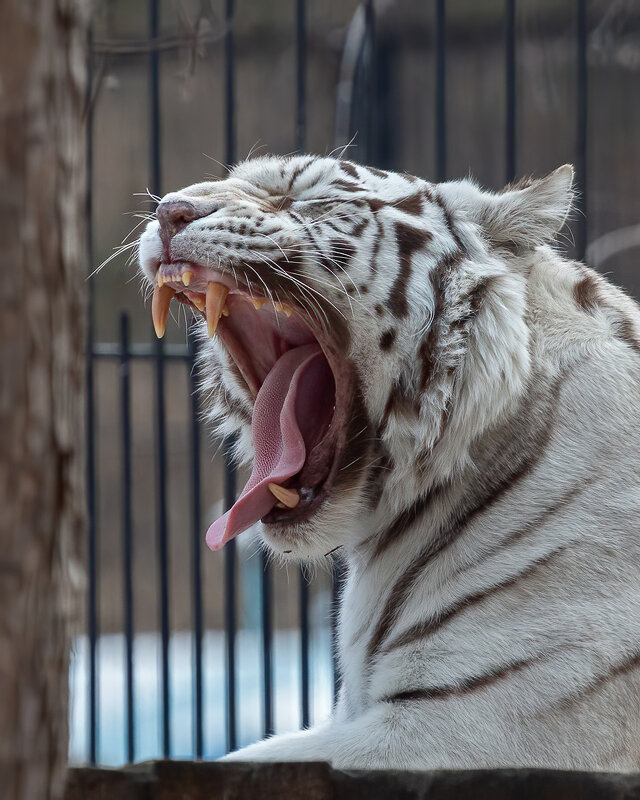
xmin=152 ymin=284 xmax=175 ymax=338
xmin=268 ymin=483 xmax=300 ymax=508
xmin=205 ymin=282 xmax=230 ymax=338
xmin=157 ymin=273 xmax=165 ymax=288
xmin=182 ymin=270 xmax=193 ymax=287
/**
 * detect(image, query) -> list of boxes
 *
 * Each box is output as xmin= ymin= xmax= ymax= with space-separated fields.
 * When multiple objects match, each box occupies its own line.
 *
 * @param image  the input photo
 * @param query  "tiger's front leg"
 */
xmin=218 ymin=704 xmax=435 ymax=769
xmin=219 ymin=721 xmax=334 ymax=764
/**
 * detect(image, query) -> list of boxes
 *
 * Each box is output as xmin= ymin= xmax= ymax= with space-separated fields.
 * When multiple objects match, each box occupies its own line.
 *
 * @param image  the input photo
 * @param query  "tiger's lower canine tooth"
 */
xmin=186 ymin=291 xmax=205 ymax=312
xmin=274 ymin=302 xmax=293 ymax=317
xmin=206 ymin=281 xmax=230 ymax=337
xmin=268 ymin=483 xmax=300 ymax=508
xmin=152 ymin=284 xmax=175 ymax=338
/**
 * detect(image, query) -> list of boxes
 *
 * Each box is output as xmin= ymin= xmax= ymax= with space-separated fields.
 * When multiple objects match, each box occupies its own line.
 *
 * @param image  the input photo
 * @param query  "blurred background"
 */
xmin=76 ymin=0 xmax=640 ymax=767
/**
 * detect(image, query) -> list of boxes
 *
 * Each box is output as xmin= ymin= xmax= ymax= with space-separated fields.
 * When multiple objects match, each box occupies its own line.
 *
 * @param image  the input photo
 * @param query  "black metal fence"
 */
xmin=83 ymin=0 xmax=590 ymax=766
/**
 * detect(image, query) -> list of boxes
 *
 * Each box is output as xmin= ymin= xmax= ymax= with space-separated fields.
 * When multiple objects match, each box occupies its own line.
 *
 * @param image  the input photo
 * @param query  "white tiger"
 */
xmin=138 ymin=155 xmax=640 ymax=770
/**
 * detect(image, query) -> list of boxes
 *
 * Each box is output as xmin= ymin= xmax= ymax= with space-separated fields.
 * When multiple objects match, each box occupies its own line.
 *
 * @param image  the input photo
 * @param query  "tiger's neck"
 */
xmin=337 ymin=347 xmax=569 ymax=715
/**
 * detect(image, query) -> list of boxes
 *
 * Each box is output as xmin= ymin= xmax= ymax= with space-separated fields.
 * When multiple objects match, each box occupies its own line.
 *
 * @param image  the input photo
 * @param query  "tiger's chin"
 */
xmin=148 ymin=259 xmax=368 ymax=558
xmin=257 ymin=484 xmax=370 ymax=562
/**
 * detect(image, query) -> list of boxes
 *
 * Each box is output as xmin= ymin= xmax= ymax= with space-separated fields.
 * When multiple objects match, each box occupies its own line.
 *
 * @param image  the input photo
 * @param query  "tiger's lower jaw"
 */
xmin=258 ymin=489 xmax=368 ymax=561
xmin=258 ymin=516 xmax=334 ymax=560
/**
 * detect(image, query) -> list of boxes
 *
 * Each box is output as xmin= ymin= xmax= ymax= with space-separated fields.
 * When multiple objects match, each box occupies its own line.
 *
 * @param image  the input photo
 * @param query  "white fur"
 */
xmin=138 ymin=156 xmax=640 ymax=770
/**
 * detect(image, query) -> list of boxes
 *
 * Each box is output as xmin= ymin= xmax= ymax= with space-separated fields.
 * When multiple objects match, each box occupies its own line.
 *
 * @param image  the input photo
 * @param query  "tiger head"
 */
xmin=138 ymin=155 xmax=573 ymax=561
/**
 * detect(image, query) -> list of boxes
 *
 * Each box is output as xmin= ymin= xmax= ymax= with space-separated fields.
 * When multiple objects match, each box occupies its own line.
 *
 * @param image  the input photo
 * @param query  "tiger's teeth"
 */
xmin=182 ymin=270 xmax=193 ymax=286
xmin=274 ymin=302 xmax=293 ymax=317
xmin=152 ymin=284 xmax=175 ymax=338
xmin=268 ymin=483 xmax=300 ymax=508
xmin=157 ymin=274 xmax=164 ymax=288
xmin=222 ymin=304 xmax=229 ymax=317
xmin=186 ymin=291 xmax=205 ymax=312
xmin=206 ymin=281 xmax=230 ymax=338
xmin=251 ymin=298 xmax=269 ymax=310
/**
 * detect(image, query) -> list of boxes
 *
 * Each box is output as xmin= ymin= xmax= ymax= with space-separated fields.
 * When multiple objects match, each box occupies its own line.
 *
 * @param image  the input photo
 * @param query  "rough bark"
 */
xmin=0 ymin=1 xmax=89 ymax=798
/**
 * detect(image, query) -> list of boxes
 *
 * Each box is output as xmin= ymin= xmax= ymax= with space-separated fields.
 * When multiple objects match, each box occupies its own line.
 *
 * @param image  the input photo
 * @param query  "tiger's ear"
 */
xmin=477 ymin=165 xmax=575 ymax=251
xmin=441 ymin=165 xmax=574 ymax=252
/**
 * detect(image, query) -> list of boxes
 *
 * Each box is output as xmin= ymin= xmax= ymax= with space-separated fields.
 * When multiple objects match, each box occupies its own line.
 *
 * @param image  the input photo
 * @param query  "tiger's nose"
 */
xmin=156 ymin=199 xmax=198 ymax=240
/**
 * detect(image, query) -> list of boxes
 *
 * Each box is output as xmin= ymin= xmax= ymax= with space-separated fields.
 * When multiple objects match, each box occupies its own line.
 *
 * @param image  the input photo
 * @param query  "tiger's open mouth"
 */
xmin=151 ymin=260 xmax=352 ymax=550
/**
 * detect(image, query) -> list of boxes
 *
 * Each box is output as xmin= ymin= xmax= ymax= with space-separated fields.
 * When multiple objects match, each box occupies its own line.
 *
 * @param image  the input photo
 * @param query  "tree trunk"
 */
xmin=0 ymin=1 xmax=89 ymax=798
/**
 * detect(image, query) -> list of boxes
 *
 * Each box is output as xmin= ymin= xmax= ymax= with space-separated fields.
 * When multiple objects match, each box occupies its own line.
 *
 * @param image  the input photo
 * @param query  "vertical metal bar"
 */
xmin=295 ymin=0 xmax=311 ymax=730
xmin=150 ymin=0 xmax=162 ymax=198
xmin=375 ymin=41 xmax=394 ymax=170
xmin=153 ymin=338 xmax=171 ymax=761
xmin=225 ymin=0 xmax=235 ymax=168
xmin=576 ymin=0 xmax=588 ymax=261
xmin=505 ymin=0 xmax=516 ymax=183
xmin=295 ymin=0 xmax=306 ymax=153
xmin=153 ymin=335 xmax=171 ymax=760
xmin=149 ymin=0 xmax=171 ymax=760
xmin=188 ymin=325 xmax=204 ymax=759
xmin=299 ymin=571 xmax=310 ymax=728
xmin=119 ymin=313 xmax=135 ymax=764
xmin=330 ymin=558 xmax=345 ymax=704
xmin=224 ymin=0 xmax=238 ymax=755
xmin=435 ymin=0 xmax=447 ymax=181
xmin=223 ymin=446 xmax=237 ymax=752
xmin=261 ymin=552 xmax=274 ymax=737
xmin=85 ymin=24 xmax=98 ymax=767
xmin=363 ymin=0 xmax=377 ymax=163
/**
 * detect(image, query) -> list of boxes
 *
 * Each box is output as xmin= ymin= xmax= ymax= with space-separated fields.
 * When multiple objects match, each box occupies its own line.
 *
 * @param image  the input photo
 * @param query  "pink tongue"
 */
xmin=206 ymin=344 xmax=323 ymax=550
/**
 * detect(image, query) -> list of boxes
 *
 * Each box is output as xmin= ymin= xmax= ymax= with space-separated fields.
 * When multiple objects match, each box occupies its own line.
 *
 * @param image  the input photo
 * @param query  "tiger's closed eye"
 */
xmin=272 ymin=195 xmax=293 ymax=211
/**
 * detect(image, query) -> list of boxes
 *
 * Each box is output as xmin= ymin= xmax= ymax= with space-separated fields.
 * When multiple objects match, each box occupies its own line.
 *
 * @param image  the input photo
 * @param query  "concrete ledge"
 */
xmin=64 ymin=761 xmax=640 ymax=799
